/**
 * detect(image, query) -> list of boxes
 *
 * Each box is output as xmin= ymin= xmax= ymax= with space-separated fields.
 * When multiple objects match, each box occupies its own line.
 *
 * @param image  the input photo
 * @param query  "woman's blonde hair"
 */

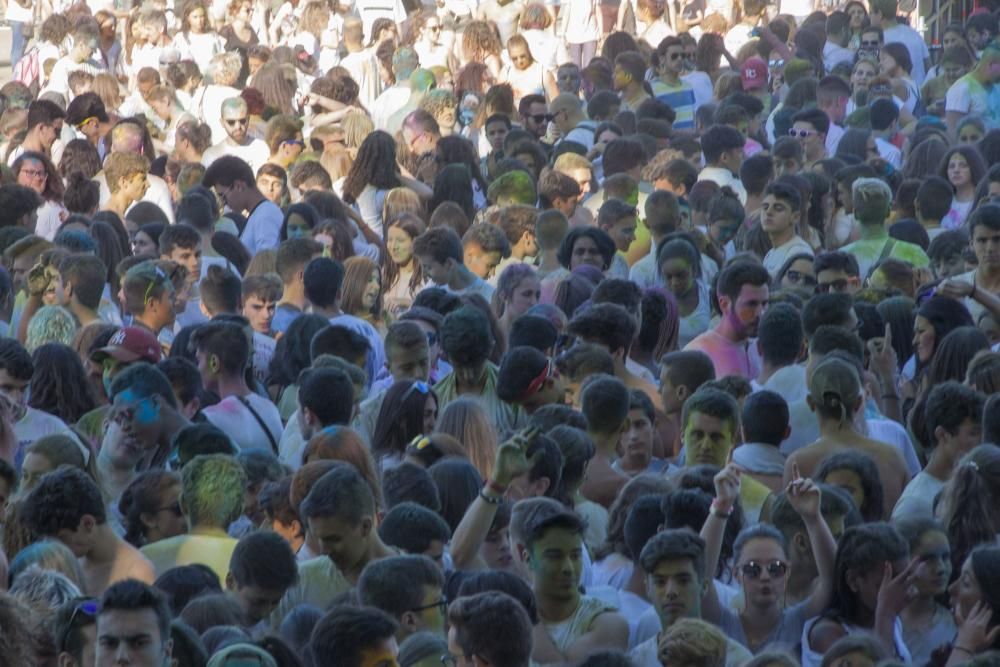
xmin=342 ymin=111 xmax=374 ymax=152
xmin=382 ymin=187 xmax=425 ymax=226
xmin=298 ymin=1 xmax=331 ymax=38
xmin=434 ymin=397 xmax=498 ymax=479
xmin=210 ymin=52 xmax=244 ymax=87
xmin=92 ymin=72 xmax=122 ymax=110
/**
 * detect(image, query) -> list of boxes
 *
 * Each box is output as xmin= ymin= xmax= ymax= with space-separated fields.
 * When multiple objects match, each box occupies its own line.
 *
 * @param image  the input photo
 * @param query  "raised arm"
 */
xmin=699 ymin=463 xmax=741 ymax=624
xmin=786 ymin=464 xmax=837 ymax=618
xmin=450 ymin=427 xmax=541 ymax=569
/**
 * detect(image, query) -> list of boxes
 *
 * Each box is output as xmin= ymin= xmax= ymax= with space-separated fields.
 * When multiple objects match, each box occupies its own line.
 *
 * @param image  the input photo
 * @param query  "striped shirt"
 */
xmin=650 ymin=78 xmax=696 ymax=129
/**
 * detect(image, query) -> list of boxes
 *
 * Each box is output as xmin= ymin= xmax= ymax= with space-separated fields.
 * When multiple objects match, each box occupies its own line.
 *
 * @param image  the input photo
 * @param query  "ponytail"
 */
xmin=941 ymin=446 xmax=1000 ymax=574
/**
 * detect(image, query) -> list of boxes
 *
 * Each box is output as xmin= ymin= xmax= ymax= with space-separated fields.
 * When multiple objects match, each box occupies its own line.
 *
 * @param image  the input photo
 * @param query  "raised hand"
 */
xmin=876 ymin=558 xmax=920 ymax=618
xmin=954 ymin=602 xmax=1000 ymax=655
xmin=867 ymin=323 xmax=898 ymax=382
xmin=786 ymin=463 xmax=821 ymax=520
xmin=713 ymin=462 xmax=742 ymax=509
xmin=493 ymin=427 xmax=542 ymax=488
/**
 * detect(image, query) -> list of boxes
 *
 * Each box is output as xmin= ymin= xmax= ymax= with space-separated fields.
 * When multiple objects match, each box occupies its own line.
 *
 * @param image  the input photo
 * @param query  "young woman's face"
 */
xmin=507 ymin=275 xmax=541 ymax=318
xmin=147 ymin=482 xmax=186 ymax=541
xmin=781 ymin=258 xmax=817 ymax=291
xmin=913 ymin=315 xmax=936 ymax=364
xmin=942 ymin=29 xmax=966 ymax=50
xmin=660 ymin=257 xmax=694 ymax=297
xmin=911 ymin=530 xmax=952 ymax=597
xmin=16 ymin=158 xmax=48 ymax=195
xmin=852 ymin=62 xmax=877 ymax=90
xmin=948 ymin=154 xmax=972 ymax=188
xmin=132 ymin=230 xmax=158 ymax=256
xmin=387 ymin=225 xmax=414 ymax=266
xmin=188 ymin=7 xmax=208 ymax=33
xmin=958 ymin=124 xmax=984 ymax=145
xmin=878 ymin=51 xmax=898 ymax=77
xmin=736 ymin=537 xmax=789 ymax=609
xmin=848 ymin=4 xmax=867 ymax=29
xmin=509 ymin=43 xmax=532 ymax=70
xmin=823 ymin=467 xmax=866 ymax=514
xmin=422 ymin=394 xmax=438 ymax=435
xmin=570 ymin=237 xmax=605 ymax=271
xmin=949 ymin=555 xmax=984 ymax=621
xmin=361 ymin=270 xmax=381 ymax=311
xmin=482 ymin=526 xmax=514 ymax=571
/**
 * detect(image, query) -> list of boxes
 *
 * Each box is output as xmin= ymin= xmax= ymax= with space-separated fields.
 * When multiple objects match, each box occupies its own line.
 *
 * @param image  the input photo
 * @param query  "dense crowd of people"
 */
xmin=1 ymin=0 xmax=1000 ymax=665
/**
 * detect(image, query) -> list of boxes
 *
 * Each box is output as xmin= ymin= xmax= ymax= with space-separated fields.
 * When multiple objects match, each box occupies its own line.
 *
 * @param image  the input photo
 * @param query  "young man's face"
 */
xmin=222 ymin=107 xmax=250 ymax=144
xmin=95 ymin=609 xmax=172 ymax=667
xmin=775 ymin=156 xmax=801 ymax=177
xmin=463 ymin=243 xmax=502 ymax=280
xmin=646 ymin=557 xmax=704 ymax=628
xmin=557 ymin=66 xmax=581 ymax=94
xmin=621 ymin=407 xmax=654 ymax=465
xmin=972 ymin=223 xmax=1000 ymax=270
xmin=229 ymin=582 xmax=287 ymax=625
xmin=721 ymin=146 xmax=745 ymax=175
xmin=816 ymin=268 xmax=859 ymax=294
xmin=932 ymin=253 xmax=966 ymax=280
xmin=569 ymin=237 xmax=605 ymax=271
xmin=110 ymin=388 xmax=164 ymax=456
xmin=604 ymin=215 xmax=637 ymax=252
xmin=663 ymin=45 xmax=686 ymax=76
xmin=416 ymin=255 xmax=451 ymax=286
xmin=164 ymin=246 xmax=201 ymax=285
xmin=940 ymin=417 xmax=983 ymax=459
xmin=522 ymin=102 xmax=549 ymax=139
xmin=485 ymin=120 xmax=509 ymax=152
xmin=243 ymin=295 xmax=277 ymax=334
xmin=308 ymin=514 xmax=371 ymax=574
xmin=409 ymin=585 xmax=447 ymax=634
xmin=121 ymin=172 xmax=150 ymax=203
xmin=527 ymin=526 xmax=584 ymax=601
xmin=721 ymin=283 xmax=769 ymax=339
xmin=257 ymin=174 xmax=285 ymax=205
xmin=760 ymin=194 xmax=797 ymax=237
xmin=683 ymin=411 xmax=735 ymax=467
xmin=0 ymin=369 xmax=29 ymax=416
xmin=387 ymin=342 xmax=430 ymax=382
xmin=658 ymin=366 xmax=683 ymax=415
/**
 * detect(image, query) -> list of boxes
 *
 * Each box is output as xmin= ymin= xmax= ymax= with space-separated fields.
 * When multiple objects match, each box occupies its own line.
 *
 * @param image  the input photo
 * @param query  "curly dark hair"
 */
xmin=22 ymin=466 xmax=106 ymax=536
xmin=28 ymin=343 xmax=97 ymax=424
xmin=342 ymin=131 xmax=402 ymax=204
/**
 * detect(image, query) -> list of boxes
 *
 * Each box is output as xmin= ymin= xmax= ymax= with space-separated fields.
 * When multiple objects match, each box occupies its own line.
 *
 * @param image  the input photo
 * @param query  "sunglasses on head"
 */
xmin=401 ymin=380 xmax=432 ymax=403
xmin=58 ymin=598 xmax=100 ymax=652
xmin=740 ymin=560 xmax=788 ymax=580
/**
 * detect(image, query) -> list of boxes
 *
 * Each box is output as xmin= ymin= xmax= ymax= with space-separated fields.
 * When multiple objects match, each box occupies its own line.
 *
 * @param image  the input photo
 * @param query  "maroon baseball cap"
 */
xmin=91 ymin=327 xmax=162 ymax=365
xmin=741 ymin=57 xmax=769 ymax=91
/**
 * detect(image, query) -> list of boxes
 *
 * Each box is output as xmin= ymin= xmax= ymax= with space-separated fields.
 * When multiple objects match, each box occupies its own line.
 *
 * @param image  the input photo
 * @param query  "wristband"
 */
xmin=485 ymin=479 xmax=507 ymax=495
xmin=479 ymin=489 xmax=503 ymax=505
xmin=711 ymin=499 xmax=732 ymax=518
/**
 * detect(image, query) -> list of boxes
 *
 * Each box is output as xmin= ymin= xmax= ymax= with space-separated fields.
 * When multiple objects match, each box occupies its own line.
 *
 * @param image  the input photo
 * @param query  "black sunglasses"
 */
xmin=740 ymin=560 xmax=788 ymax=580
xmin=528 ymin=113 xmax=554 ymax=123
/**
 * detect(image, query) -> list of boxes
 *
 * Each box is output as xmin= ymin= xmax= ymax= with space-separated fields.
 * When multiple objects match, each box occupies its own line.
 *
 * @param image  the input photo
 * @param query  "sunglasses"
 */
xmin=58 ymin=598 xmax=100 ymax=652
xmin=528 ymin=113 xmax=554 ymax=123
xmin=401 ymin=380 xmax=431 ymax=403
xmin=860 ymin=40 xmax=881 ymax=47
xmin=789 ymin=129 xmax=817 ymax=138
xmin=668 ymin=52 xmax=684 ymax=60
xmin=76 ymin=116 xmax=99 ymax=130
xmin=411 ymin=597 xmax=448 ymax=615
xmin=816 ymin=278 xmax=851 ymax=293
xmin=282 ymin=139 xmax=305 ymax=148
xmin=143 ymin=266 xmax=172 ymax=305
xmin=740 ymin=560 xmax=788 ymax=580
xmin=784 ymin=270 xmax=816 ymax=286
xmin=224 ymin=117 xmax=250 ymax=126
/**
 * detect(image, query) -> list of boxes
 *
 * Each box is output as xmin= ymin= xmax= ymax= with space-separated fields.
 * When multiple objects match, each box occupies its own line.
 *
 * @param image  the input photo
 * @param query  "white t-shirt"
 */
xmin=883 ymin=24 xmax=930 ymax=86
xmin=763 ymin=236 xmax=814 ymax=278
xmin=203 ymin=394 xmax=283 ymax=453
xmin=97 ymin=172 xmax=176 ymax=223
xmin=201 ymin=138 xmax=270 ymax=173
xmin=891 ymin=470 xmax=945 ymax=523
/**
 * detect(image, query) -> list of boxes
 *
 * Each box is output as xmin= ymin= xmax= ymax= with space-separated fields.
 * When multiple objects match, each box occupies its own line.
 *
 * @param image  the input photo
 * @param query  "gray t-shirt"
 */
xmin=718 ymin=600 xmax=812 ymax=654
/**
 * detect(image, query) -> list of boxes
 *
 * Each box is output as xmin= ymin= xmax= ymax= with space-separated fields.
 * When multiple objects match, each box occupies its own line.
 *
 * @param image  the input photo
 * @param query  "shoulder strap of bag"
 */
xmin=236 ymin=395 xmax=279 ymax=455
xmin=867 ymin=238 xmax=897 ymax=282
